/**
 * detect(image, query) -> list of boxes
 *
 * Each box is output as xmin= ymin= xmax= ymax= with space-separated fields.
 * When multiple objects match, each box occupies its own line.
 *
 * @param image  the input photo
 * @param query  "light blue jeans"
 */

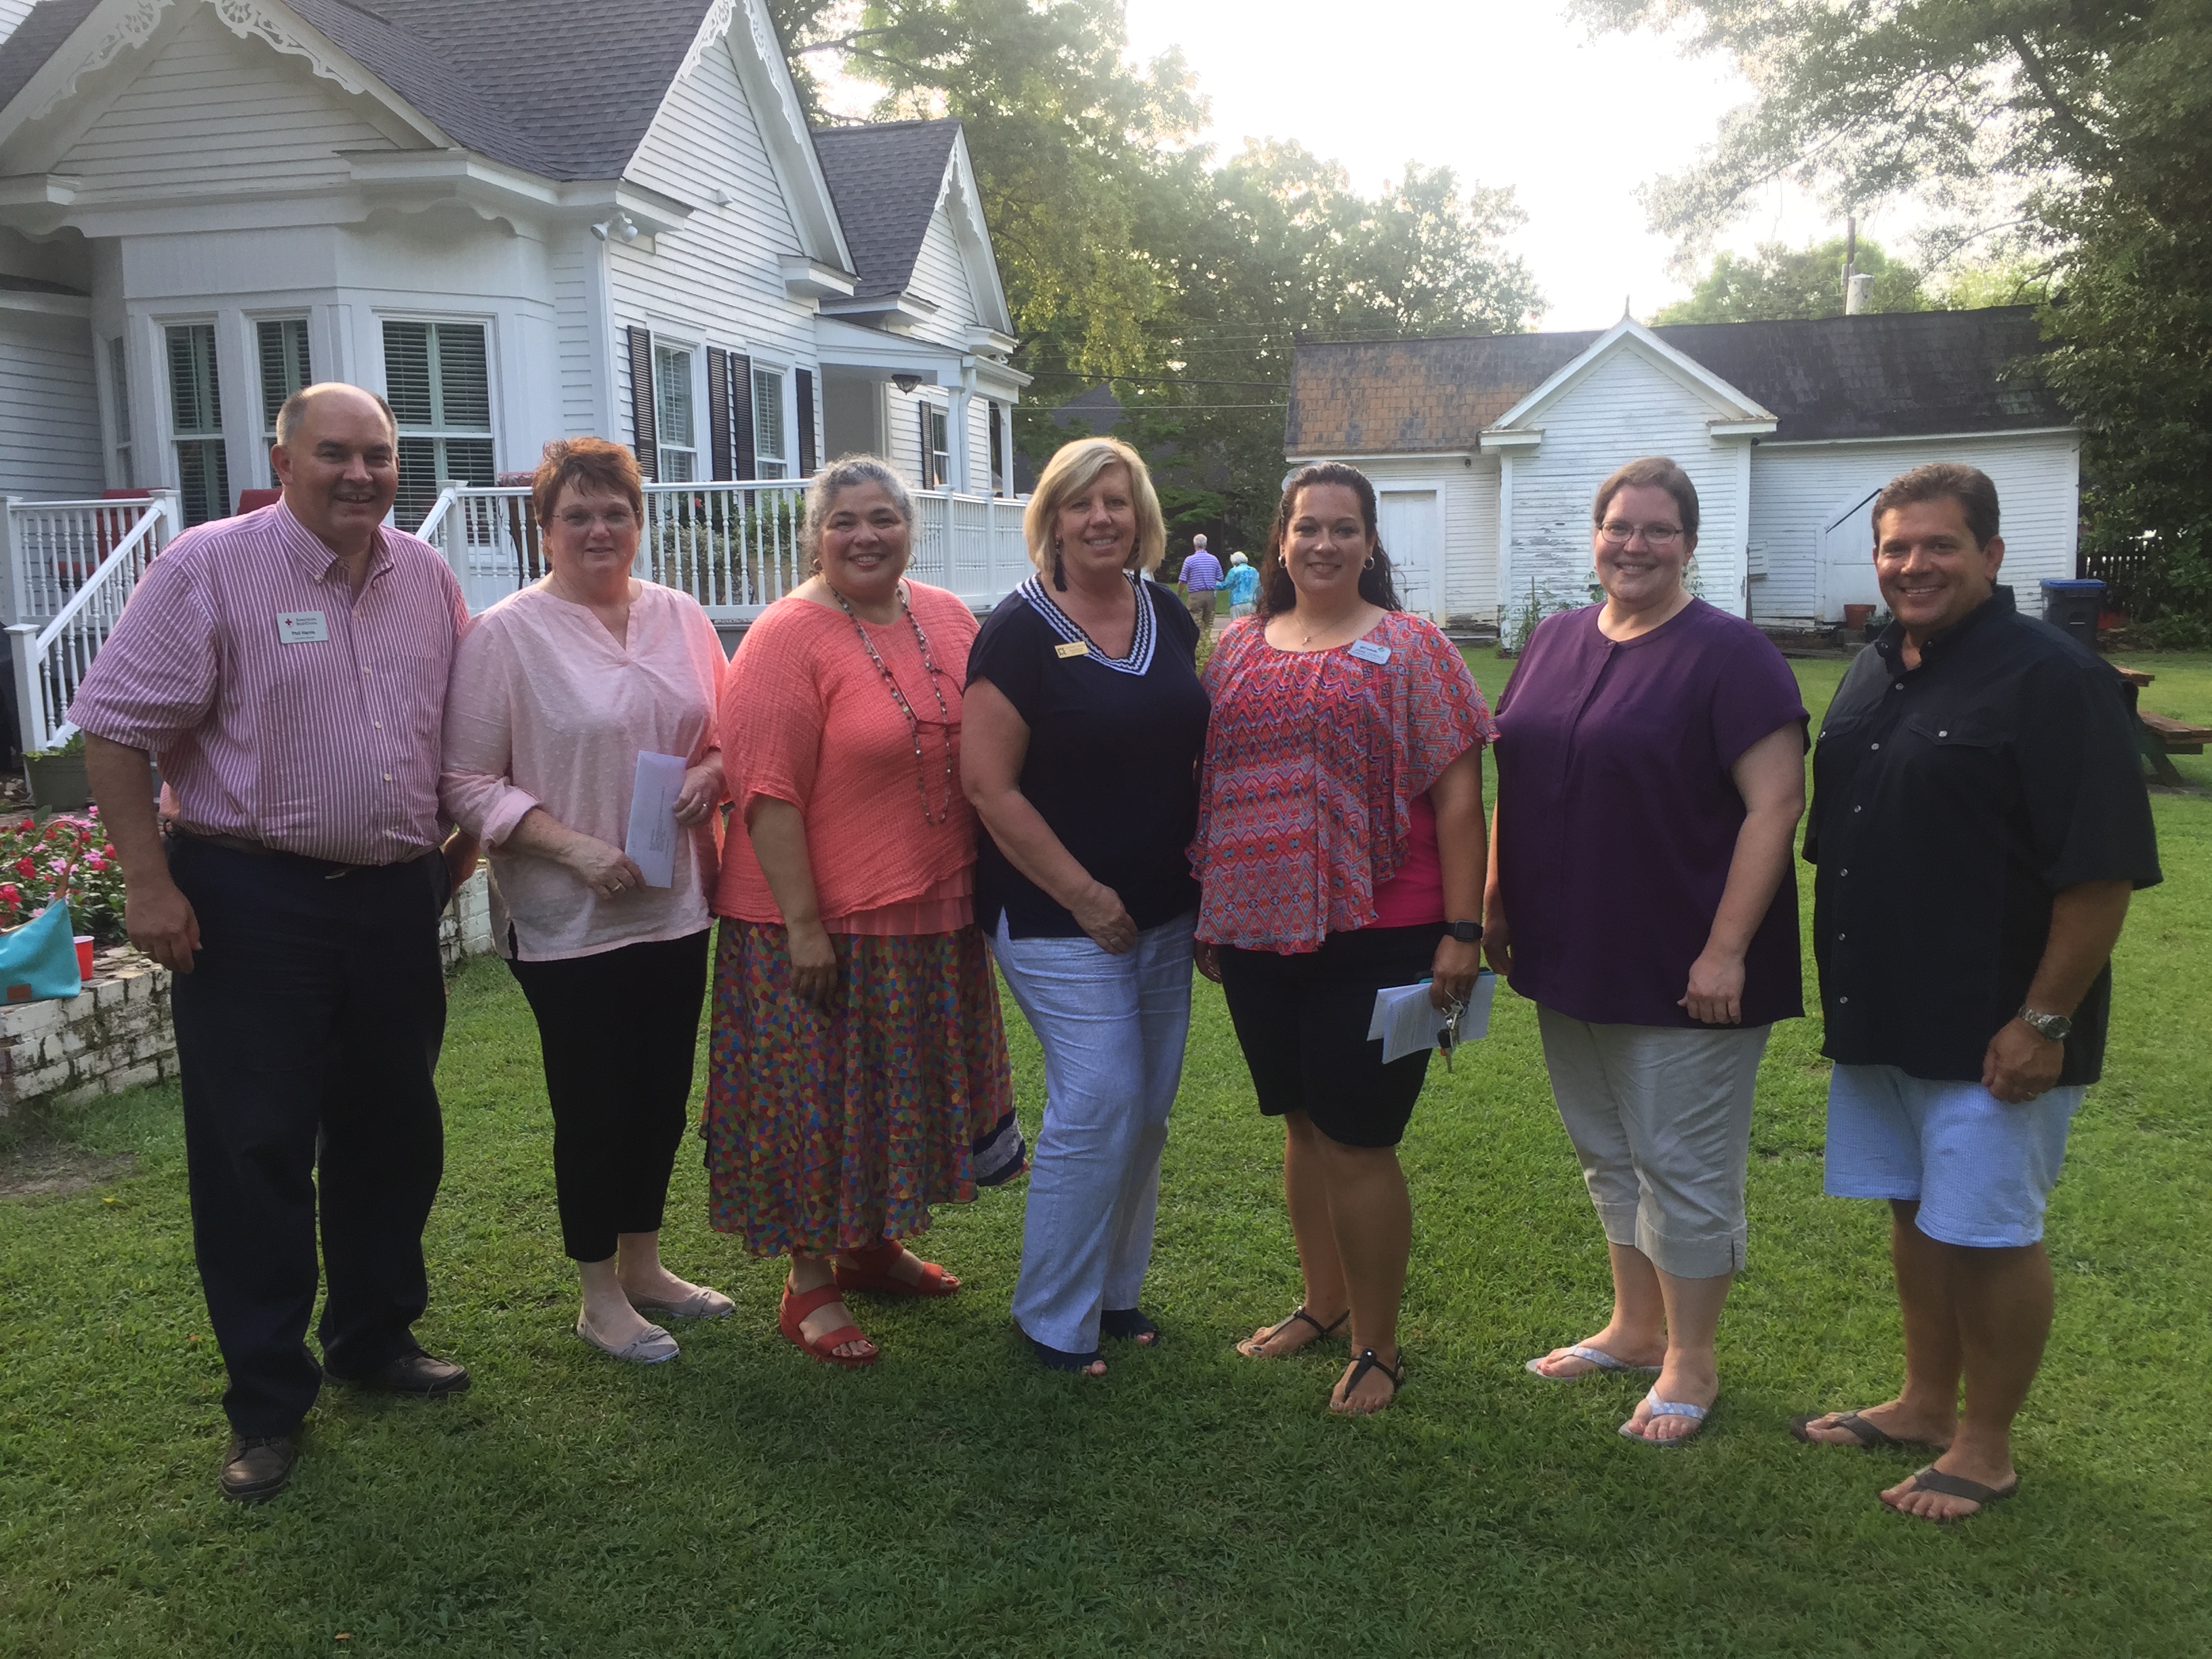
xmin=992 ymin=911 xmax=1196 ymax=1353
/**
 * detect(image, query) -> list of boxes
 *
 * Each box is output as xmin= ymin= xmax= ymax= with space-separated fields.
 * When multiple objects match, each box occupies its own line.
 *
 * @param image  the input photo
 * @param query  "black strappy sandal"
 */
xmin=1100 ymin=1308 xmax=1159 ymax=1345
xmin=1332 ymin=1347 xmax=1404 ymax=1414
xmin=1236 ymin=1306 xmax=1348 ymax=1359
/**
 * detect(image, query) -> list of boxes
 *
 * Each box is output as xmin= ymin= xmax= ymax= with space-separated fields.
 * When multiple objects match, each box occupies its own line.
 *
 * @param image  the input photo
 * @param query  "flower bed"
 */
xmin=0 ymin=812 xmax=124 ymax=941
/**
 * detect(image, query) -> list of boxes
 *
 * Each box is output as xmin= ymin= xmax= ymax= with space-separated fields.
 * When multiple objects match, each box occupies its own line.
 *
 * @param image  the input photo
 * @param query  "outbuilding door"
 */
xmin=1818 ymin=487 xmax=1883 ymax=619
xmin=1378 ymin=489 xmax=1442 ymax=621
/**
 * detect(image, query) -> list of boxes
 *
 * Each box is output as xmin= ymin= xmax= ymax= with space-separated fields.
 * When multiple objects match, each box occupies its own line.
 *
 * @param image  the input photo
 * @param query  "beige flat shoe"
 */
xmin=577 ymin=1311 xmax=680 ymax=1364
xmin=625 ymin=1284 xmax=735 ymax=1319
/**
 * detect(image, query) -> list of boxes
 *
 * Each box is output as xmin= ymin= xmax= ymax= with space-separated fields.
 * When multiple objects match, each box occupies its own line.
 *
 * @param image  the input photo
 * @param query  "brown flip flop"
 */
xmin=1789 ymin=1409 xmax=1947 ymax=1451
xmin=1883 ymin=1465 xmax=2019 ymax=1523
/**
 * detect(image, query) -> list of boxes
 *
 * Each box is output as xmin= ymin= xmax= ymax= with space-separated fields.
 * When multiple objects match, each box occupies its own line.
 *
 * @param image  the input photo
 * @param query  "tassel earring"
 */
xmin=1052 ymin=539 xmax=1067 ymax=592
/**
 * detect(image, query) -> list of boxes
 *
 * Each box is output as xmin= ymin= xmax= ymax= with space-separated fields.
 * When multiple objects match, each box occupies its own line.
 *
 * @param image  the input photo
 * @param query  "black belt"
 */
xmin=173 ymin=826 xmax=432 ymax=880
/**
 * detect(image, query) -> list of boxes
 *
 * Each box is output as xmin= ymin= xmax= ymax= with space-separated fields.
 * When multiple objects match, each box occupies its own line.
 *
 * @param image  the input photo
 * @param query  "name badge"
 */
xmin=276 ymin=611 xmax=329 ymax=644
xmin=1054 ymin=640 xmax=1090 ymax=659
xmin=1347 ymin=638 xmax=1392 ymax=665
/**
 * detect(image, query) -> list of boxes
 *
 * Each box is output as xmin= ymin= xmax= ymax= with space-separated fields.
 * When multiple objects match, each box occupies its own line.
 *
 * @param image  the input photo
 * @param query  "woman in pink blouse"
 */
xmin=442 ymin=438 xmax=732 ymax=1366
xmin=708 ymin=455 xmax=1013 ymax=1370
xmin=1190 ymin=462 xmax=1496 ymax=1415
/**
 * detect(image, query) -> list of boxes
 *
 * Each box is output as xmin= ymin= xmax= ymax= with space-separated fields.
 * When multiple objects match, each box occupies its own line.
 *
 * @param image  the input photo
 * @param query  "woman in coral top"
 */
xmin=707 ymin=455 xmax=1013 ymax=1368
xmin=1191 ymin=462 xmax=1496 ymax=1415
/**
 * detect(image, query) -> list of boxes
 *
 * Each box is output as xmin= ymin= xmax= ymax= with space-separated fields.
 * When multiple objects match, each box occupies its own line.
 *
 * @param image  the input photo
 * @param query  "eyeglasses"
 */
xmin=556 ymin=508 xmax=638 ymax=532
xmin=1598 ymin=520 xmax=1684 ymax=548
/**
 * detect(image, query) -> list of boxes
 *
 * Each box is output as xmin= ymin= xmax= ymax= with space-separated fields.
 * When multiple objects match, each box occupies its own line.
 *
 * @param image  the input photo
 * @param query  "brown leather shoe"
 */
xmin=326 ymin=1348 xmax=470 ymax=1397
xmin=220 ymin=1433 xmax=299 ymax=1502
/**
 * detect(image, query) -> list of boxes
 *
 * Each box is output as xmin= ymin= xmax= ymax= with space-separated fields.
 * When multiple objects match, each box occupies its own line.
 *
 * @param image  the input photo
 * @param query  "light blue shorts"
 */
xmin=1823 ymin=1063 xmax=2084 ymax=1248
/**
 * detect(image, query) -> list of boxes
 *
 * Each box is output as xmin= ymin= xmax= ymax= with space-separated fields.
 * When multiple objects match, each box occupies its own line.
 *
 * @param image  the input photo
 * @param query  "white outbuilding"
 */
xmin=1285 ymin=308 xmax=2078 ymax=631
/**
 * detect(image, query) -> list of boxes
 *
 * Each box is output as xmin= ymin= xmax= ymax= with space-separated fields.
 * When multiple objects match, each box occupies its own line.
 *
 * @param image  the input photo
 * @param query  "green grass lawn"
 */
xmin=3 ymin=658 xmax=2207 ymax=1657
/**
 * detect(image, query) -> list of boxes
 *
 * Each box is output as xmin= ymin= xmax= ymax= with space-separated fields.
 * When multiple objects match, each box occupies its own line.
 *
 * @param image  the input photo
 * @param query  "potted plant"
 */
xmin=25 ymin=732 xmax=90 ymax=812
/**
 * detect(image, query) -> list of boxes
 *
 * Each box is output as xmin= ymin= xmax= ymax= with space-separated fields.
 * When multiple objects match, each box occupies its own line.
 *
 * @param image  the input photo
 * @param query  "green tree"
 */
xmin=1577 ymin=0 xmax=2212 ymax=628
xmin=1652 ymin=237 xmax=1924 ymax=323
xmin=769 ymin=3 xmax=1540 ymax=550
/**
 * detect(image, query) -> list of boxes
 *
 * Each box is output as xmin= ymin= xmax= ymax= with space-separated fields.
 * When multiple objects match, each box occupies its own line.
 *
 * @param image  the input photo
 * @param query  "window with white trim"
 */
xmin=165 ymin=323 xmax=228 ymax=525
xmin=921 ymin=403 xmax=949 ymax=490
xmin=752 ymin=366 xmax=787 ymax=480
xmin=655 ymin=343 xmax=697 ymax=481
xmin=257 ymin=318 xmax=312 ymax=486
xmin=384 ymin=320 xmax=495 ymax=529
xmin=106 ymin=337 xmax=134 ymax=487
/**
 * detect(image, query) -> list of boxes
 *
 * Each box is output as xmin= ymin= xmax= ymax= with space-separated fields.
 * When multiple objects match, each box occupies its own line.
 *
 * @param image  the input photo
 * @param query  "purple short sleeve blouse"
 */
xmin=1493 ymin=598 xmax=1807 ymax=1028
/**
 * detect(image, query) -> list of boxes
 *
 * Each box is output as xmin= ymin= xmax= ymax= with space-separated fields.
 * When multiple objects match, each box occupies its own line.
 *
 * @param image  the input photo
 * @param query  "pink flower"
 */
xmin=83 ymin=855 xmax=105 ymax=873
xmin=47 ymin=857 xmax=68 ymax=875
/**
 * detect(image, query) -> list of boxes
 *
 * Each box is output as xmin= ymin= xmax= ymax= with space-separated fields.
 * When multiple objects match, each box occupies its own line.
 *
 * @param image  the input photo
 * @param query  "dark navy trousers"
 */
xmin=167 ymin=836 xmax=449 ymax=1436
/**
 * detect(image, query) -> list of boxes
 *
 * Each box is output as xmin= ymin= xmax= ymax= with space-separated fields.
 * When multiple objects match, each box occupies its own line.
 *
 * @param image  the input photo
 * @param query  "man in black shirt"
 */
xmin=1793 ymin=464 xmax=2160 ymax=1522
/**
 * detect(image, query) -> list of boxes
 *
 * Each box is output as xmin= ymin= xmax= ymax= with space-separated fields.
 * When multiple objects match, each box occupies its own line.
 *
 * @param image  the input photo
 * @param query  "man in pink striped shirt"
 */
xmin=73 ymin=383 xmax=479 ymax=1504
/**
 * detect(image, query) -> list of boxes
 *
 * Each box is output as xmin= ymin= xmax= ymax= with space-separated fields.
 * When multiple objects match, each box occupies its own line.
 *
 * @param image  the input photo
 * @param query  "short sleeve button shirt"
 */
xmin=1805 ymin=589 xmax=2162 ymax=1085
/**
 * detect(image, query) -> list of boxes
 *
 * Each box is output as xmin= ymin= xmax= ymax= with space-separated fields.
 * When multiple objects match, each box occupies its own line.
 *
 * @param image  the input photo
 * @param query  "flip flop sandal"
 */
xmin=1331 ymin=1347 xmax=1404 ymax=1414
xmin=1525 ymin=1343 xmax=1663 ymax=1380
xmin=1619 ymin=1387 xmax=1709 ymax=1446
xmin=1790 ymin=1409 xmax=1948 ymax=1451
xmin=1099 ymin=1308 xmax=1159 ymax=1345
xmin=1237 ymin=1305 xmax=1347 ymax=1359
xmin=1885 ymin=1465 xmax=2019 ymax=1523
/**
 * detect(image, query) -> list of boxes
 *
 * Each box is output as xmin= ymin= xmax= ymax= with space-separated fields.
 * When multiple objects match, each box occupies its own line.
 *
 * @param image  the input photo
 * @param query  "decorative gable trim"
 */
xmin=24 ymin=0 xmax=166 ymax=123
xmin=1487 ymin=316 xmax=1777 ymax=436
xmin=720 ymin=0 xmax=852 ymax=273
xmin=207 ymin=0 xmax=368 ymax=97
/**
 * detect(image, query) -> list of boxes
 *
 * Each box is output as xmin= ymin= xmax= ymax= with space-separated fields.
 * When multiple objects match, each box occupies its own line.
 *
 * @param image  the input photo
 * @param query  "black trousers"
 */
xmin=168 ymin=838 xmax=451 ymax=1437
xmin=506 ymin=930 xmax=711 ymax=1263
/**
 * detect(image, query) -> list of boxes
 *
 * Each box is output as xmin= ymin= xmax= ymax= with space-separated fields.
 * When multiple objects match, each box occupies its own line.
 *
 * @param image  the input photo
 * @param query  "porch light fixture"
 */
xmin=891 ymin=373 xmax=922 ymax=393
xmin=616 ymin=216 xmax=641 ymax=243
xmin=590 ymin=221 xmax=610 ymax=240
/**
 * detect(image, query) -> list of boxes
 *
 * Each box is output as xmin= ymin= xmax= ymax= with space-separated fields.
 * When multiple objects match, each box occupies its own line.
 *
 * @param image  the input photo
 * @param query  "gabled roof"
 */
xmin=1287 ymin=307 xmax=2070 ymax=456
xmin=1488 ymin=315 xmax=1776 ymax=433
xmin=0 ymin=0 xmax=721 ymax=180
xmin=809 ymin=119 xmax=960 ymax=301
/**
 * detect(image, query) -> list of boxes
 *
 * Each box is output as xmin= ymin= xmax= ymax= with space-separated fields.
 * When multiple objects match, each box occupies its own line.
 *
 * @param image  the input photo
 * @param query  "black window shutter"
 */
xmin=795 ymin=367 xmax=818 ymax=475
xmin=706 ymin=346 xmax=733 ymax=480
xmin=730 ymin=352 xmax=756 ymax=480
xmin=626 ymin=326 xmax=657 ymax=482
xmin=918 ymin=403 xmax=933 ymax=488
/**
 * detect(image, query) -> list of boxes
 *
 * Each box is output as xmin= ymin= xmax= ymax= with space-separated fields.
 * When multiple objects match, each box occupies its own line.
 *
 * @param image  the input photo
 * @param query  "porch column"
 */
xmin=948 ymin=373 xmax=975 ymax=493
xmin=997 ymin=398 xmax=1016 ymax=496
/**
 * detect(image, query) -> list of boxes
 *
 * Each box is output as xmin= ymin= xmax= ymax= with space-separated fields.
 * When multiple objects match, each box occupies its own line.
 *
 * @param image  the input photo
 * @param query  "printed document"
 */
xmin=624 ymin=751 xmax=688 ymax=889
xmin=1367 ymin=970 xmax=1499 ymax=1063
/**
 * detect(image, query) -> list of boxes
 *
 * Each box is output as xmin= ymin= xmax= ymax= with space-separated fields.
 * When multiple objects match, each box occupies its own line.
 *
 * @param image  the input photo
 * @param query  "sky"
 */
xmin=1120 ymin=0 xmax=1891 ymax=330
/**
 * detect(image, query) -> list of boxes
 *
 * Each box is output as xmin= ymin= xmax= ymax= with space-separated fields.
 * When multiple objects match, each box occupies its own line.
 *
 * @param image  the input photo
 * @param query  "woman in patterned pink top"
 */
xmin=1191 ymin=463 xmax=1497 ymax=1415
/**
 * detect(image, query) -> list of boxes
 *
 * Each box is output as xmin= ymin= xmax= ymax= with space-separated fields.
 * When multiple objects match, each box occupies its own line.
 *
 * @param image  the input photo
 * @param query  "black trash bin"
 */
xmin=2041 ymin=579 xmax=2104 ymax=651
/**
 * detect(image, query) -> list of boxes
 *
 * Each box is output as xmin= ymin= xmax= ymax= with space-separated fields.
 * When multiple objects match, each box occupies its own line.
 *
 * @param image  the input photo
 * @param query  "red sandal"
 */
xmin=778 ymin=1279 xmax=878 ymax=1368
xmin=832 ymin=1238 xmax=962 ymax=1298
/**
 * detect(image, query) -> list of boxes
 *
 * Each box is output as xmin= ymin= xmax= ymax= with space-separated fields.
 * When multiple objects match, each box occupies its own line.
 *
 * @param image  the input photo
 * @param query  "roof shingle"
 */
xmin=809 ymin=119 xmax=958 ymax=300
xmin=1286 ymin=308 xmax=2068 ymax=455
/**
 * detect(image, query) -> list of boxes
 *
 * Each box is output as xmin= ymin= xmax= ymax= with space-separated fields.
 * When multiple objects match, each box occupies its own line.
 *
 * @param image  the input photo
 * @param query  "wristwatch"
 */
xmin=2017 ymin=1005 xmax=2072 ymax=1043
xmin=1444 ymin=920 xmax=1484 ymax=943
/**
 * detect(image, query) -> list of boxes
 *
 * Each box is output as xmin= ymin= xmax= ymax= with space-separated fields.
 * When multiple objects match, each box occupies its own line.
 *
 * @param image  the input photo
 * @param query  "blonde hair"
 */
xmin=1022 ymin=436 xmax=1166 ymax=577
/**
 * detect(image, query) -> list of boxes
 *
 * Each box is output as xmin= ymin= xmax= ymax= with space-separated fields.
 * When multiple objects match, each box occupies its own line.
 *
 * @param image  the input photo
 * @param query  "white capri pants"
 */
xmin=1535 ymin=1006 xmax=1771 ymax=1279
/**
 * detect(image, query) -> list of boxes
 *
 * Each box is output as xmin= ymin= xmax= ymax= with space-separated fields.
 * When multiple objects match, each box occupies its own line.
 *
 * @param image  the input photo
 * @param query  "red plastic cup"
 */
xmin=75 ymin=936 xmax=94 ymax=979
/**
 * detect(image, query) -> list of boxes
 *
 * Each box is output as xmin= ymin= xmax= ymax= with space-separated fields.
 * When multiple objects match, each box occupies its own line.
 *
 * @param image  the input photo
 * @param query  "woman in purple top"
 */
xmin=1486 ymin=456 xmax=1807 ymax=1446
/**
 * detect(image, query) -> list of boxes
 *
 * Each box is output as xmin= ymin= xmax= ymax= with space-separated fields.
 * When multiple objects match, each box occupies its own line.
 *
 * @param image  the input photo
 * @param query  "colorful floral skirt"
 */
xmin=704 ymin=919 xmax=1013 ymax=1256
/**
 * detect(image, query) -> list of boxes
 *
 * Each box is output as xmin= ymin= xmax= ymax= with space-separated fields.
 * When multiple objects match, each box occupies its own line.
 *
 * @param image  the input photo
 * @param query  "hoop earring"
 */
xmin=1364 ymin=555 xmax=1376 ymax=569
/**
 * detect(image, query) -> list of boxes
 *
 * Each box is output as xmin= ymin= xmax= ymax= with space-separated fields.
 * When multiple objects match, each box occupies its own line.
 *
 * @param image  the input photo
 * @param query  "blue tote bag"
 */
xmin=0 ymin=865 xmax=83 ymax=1005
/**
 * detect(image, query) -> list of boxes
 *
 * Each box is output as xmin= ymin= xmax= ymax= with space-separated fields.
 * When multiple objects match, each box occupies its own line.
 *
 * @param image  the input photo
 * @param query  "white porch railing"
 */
xmin=417 ymin=480 xmax=1034 ymax=619
xmin=3 ymin=493 xmax=180 ymax=754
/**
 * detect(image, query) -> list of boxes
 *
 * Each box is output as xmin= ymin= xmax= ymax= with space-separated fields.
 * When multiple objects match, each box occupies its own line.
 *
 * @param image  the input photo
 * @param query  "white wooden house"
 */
xmin=0 ymin=0 xmax=1035 ymax=750
xmin=1286 ymin=308 xmax=2078 ymax=630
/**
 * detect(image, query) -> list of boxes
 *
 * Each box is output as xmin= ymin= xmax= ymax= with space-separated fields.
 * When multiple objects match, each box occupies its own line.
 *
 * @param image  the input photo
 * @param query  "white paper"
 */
xmin=623 ymin=751 xmax=687 ymax=889
xmin=1367 ymin=970 xmax=1499 ymax=1063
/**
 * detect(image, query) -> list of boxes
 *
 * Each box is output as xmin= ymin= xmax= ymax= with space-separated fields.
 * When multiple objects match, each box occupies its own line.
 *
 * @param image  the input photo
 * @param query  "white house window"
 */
xmin=384 ymin=321 xmax=494 ymax=529
xmin=106 ymin=337 xmax=134 ymax=488
xmin=921 ymin=403 xmax=949 ymax=490
xmin=655 ymin=344 xmax=697 ymax=482
xmin=165 ymin=323 xmax=228 ymax=526
xmin=752 ymin=367 xmax=787 ymax=479
xmin=257 ymin=319 xmax=311 ymax=485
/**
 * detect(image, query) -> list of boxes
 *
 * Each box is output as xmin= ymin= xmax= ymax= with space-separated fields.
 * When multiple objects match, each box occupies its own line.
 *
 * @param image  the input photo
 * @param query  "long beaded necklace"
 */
xmin=828 ymin=579 xmax=959 ymax=825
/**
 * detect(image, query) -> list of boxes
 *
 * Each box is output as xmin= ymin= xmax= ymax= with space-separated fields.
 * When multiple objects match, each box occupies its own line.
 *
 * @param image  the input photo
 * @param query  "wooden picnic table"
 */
xmin=2115 ymin=664 xmax=2212 ymax=784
